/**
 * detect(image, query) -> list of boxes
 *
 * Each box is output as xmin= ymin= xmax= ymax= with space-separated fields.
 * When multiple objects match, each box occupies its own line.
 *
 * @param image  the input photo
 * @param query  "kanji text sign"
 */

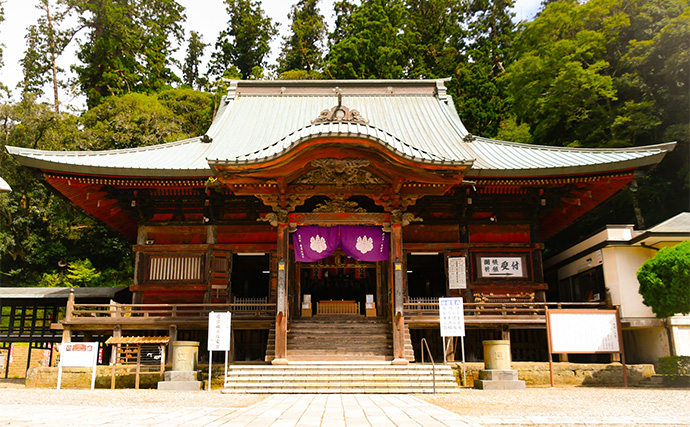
xmin=60 ymin=342 xmax=98 ymax=367
xmin=208 ymin=311 xmax=232 ymax=352
xmin=479 ymin=256 xmax=523 ymax=278
xmin=439 ymin=297 xmax=465 ymax=337
xmin=548 ymin=311 xmax=620 ymax=353
xmin=448 ymin=257 xmax=467 ymax=289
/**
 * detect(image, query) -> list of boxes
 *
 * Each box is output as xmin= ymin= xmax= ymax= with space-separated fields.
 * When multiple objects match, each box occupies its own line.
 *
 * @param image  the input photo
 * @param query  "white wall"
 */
xmin=601 ymin=246 xmax=658 ymax=319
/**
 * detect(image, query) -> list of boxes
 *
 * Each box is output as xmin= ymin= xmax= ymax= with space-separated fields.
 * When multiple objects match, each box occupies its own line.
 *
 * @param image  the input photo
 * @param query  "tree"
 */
xmin=209 ymin=0 xmax=277 ymax=79
xmin=0 ymin=94 xmax=133 ymax=287
xmin=19 ymin=0 xmax=71 ymax=113
xmin=325 ymin=0 xmax=407 ymax=79
xmin=637 ymin=241 xmax=690 ymax=318
xmin=182 ymin=31 xmax=207 ymax=89
xmin=277 ymin=0 xmax=327 ymax=74
xmin=402 ymin=0 xmax=464 ymax=79
xmin=80 ymin=92 xmax=186 ymax=150
xmin=68 ymin=0 xmax=185 ymax=108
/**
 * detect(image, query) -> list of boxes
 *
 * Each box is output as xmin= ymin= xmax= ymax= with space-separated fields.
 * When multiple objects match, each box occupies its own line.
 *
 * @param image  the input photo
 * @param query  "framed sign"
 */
xmin=475 ymin=254 xmax=529 ymax=279
xmin=57 ymin=342 xmax=99 ymax=390
xmin=447 ymin=257 xmax=467 ymax=289
xmin=208 ymin=311 xmax=232 ymax=352
xmin=548 ymin=311 xmax=620 ymax=353
xmin=545 ymin=308 xmax=627 ymax=387
xmin=439 ymin=297 xmax=465 ymax=337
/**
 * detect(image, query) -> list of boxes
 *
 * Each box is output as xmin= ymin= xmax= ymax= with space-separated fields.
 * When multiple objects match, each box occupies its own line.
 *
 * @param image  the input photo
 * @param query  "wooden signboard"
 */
xmin=545 ymin=308 xmax=627 ymax=387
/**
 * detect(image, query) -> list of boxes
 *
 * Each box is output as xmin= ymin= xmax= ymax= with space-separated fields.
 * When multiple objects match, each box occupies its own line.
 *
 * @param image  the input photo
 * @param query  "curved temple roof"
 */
xmin=6 ymin=79 xmax=674 ymax=178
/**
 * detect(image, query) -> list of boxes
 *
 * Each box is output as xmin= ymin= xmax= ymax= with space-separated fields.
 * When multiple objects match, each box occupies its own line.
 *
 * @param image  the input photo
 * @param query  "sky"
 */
xmin=0 ymin=0 xmax=542 ymax=110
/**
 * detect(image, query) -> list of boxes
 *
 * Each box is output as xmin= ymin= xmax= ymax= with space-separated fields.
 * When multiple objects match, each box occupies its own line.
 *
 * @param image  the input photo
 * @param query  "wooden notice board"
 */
xmin=545 ymin=307 xmax=627 ymax=387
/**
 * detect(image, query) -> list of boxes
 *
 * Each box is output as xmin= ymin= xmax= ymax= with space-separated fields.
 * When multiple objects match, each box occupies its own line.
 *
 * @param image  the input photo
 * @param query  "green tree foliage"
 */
xmin=0 ymin=2 xmax=4 ymax=71
xmin=403 ymin=0 xmax=464 ymax=79
xmin=278 ymin=0 xmax=326 ymax=73
xmin=68 ymin=0 xmax=185 ymax=108
xmin=450 ymin=0 xmax=516 ymax=137
xmin=637 ymin=241 xmax=690 ymax=318
xmin=0 ymin=94 xmax=133 ymax=287
xmin=209 ymin=0 xmax=277 ymax=79
xmin=325 ymin=0 xmax=407 ymax=79
xmin=504 ymin=0 xmax=689 ymax=148
xmin=182 ymin=31 xmax=208 ymax=90
xmin=278 ymin=0 xmax=327 ymax=74
xmin=19 ymin=0 xmax=70 ymax=113
xmin=80 ymin=89 xmax=213 ymax=150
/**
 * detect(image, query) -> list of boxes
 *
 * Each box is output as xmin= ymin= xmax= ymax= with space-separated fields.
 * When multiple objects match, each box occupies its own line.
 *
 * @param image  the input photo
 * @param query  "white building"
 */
xmin=545 ymin=213 xmax=690 ymax=363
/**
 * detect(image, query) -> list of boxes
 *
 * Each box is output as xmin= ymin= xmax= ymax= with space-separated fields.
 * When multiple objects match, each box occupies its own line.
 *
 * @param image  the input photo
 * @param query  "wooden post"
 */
xmin=273 ymin=222 xmax=289 ymax=364
xmin=391 ymin=222 xmax=407 ymax=364
xmin=167 ymin=325 xmax=178 ymax=365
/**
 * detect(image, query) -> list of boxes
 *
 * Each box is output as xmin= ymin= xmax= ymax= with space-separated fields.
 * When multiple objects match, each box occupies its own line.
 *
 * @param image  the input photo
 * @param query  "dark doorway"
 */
xmin=231 ymin=254 xmax=270 ymax=299
xmin=407 ymin=253 xmax=446 ymax=297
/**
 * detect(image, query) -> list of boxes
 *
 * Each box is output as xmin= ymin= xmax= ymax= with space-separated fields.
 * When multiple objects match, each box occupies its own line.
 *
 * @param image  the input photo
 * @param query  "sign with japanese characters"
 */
xmin=548 ymin=311 xmax=620 ymax=353
xmin=208 ymin=311 xmax=232 ymax=352
xmin=479 ymin=256 xmax=524 ymax=278
xmin=60 ymin=343 xmax=99 ymax=367
xmin=439 ymin=297 xmax=465 ymax=337
xmin=447 ymin=257 xmax=467 ymax=289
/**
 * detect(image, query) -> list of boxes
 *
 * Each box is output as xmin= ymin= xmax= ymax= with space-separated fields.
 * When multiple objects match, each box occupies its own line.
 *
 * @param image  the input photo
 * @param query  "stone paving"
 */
xmin=2 ymin=393 xmax=690 ymax=426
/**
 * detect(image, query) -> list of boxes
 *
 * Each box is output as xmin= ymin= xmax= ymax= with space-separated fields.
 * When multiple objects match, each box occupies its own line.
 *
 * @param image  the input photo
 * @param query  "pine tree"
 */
xmin=277 ymin=0 xmax=326 ymax=74
xmin=69 ymin=0 xmax=185 ymax=108
xmin=19 ymin=0 xmax=70 ymax=113
xmin=182 ymin=31 xmax=207 ymax=89
xmin=209 ymin=0 xmax=277 ymax=79
xmin=325 ymin=0 xmax=407 ymax=79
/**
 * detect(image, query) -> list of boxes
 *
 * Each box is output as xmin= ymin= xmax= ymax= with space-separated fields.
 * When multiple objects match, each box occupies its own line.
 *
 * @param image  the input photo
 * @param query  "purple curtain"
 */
xmin=293 ymin=225 xmax=390 ymax=262
xmin=340 ymin=225 xmax=390 ymax=262
xmin=293 ymin=226 xmax=340 ymax=262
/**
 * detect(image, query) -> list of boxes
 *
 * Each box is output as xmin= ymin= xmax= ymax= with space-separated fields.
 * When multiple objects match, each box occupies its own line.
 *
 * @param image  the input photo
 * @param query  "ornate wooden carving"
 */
xmin=313 ymin=196 xmax=366 ymax=213
xmin=311 ymin=92 xmax=369 ymax=125
xmin=291 ymin=158 xmax=386 ymax=187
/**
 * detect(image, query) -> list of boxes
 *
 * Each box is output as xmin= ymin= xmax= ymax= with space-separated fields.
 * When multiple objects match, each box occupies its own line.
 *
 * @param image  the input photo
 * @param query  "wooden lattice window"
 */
xmin=146 ymin=254 xmax=204 ymax=283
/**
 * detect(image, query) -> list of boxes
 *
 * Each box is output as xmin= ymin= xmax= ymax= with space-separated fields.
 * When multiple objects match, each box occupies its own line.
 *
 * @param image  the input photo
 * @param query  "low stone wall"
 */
xmin=451 ymin=362 xmax=655 ymax=387
xmin=26 ymin=366 xmax=164 ymax=389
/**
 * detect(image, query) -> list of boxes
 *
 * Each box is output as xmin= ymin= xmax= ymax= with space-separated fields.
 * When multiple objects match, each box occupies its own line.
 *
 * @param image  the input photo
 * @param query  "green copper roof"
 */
xmin=6 ymin=79 xmax=674 ymax=178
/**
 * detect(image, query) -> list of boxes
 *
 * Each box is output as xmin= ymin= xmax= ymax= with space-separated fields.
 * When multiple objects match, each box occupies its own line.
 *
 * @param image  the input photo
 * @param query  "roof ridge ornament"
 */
xmin=311 ymin=87 xmax=369 ymax=125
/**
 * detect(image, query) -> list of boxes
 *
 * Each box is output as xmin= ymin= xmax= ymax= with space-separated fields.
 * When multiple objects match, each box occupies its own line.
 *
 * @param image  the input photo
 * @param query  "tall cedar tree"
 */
xmin=403 ymin=0 xmax=464 ymax=79
xmin=325 ymin=0 xmax=407 ymax=79
xmin=182 ymin=31 xmax=207 ymax=89
xmin=20 ymin=0 xmax=70 ymax=113
xmin=68 ymin=0 xmax=185 ymax=108
xmin=0 ymin=3 xmax=4 ymax=71
xmin=277 ymin=0 xmax=327 ymax=74
xmin=448 ymin=0 xmax=515 ymax=137
xmin=209 ymin=0 xmax=277 ymax=79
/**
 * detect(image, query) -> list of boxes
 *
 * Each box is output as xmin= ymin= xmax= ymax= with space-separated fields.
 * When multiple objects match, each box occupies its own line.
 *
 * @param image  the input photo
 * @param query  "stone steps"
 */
xmin=223 ymin=363 xmax=459 ymax=394
xmin=266 ymin=317 xmax=414 ymax=362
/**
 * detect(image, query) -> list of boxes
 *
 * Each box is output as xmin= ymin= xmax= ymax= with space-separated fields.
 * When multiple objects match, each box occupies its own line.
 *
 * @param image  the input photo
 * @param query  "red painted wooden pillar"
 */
xmin=273 ymin=221 xmax=289 ymax=364
xmin=390 ymin=221 xmax=407 ymax=364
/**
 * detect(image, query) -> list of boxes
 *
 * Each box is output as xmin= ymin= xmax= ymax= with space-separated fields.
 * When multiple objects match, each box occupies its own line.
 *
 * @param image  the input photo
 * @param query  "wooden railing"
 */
xmin=65 ymin=301 xmax=276 ymax=325
xmin=405 ymin=297 xmax=607 ymax=319
xmin=317 ymin=300 xmax=360 ymax=315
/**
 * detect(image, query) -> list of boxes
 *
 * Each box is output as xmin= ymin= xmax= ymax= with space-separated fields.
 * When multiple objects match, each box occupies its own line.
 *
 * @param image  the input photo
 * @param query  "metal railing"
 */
xmin=420 ymin=337 xmax=436 ymax=394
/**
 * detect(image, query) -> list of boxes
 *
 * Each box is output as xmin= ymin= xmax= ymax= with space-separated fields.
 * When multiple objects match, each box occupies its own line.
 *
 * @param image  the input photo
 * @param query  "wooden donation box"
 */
xmin=301 ymin=294 xmax=312 ymax=317
xmin=365 ymin=294 xmax=376 ymax=317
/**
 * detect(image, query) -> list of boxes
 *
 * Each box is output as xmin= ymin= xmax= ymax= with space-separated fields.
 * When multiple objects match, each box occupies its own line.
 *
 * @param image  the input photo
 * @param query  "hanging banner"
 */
xmin=293 ymin=225 xmax=390 ymax=262
xmin=340 ymin=226 xmax=389 ymax=262
xmin=293 ymin=226 xmax=340 ymax=262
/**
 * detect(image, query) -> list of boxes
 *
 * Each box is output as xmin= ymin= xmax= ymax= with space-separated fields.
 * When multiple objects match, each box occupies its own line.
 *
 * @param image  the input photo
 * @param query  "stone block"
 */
xmin=478 ymin=369 xmax=520 ymax=381
xmin=474 ymin=369 xmax=526 ymax=390
xmin=157 ymin=380 xmax=202 ymax=391
xmin=164 ymin=371 xmax=198 ymax=382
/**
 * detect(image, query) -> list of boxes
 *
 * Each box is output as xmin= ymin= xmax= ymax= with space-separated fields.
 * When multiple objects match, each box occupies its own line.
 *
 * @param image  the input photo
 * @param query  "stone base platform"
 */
xmin=474 ymin=369 xmax=526 ymax=390
xmin=157 ymin=371 xmax=201 ymax=391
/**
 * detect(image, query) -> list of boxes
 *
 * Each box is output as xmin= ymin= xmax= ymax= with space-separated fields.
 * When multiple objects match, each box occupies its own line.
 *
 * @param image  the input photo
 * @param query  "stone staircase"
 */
xmin=265 ymin=316 xmax=414 ymax=362
xmin=222 ymin=363 xmax=459 ymax=393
